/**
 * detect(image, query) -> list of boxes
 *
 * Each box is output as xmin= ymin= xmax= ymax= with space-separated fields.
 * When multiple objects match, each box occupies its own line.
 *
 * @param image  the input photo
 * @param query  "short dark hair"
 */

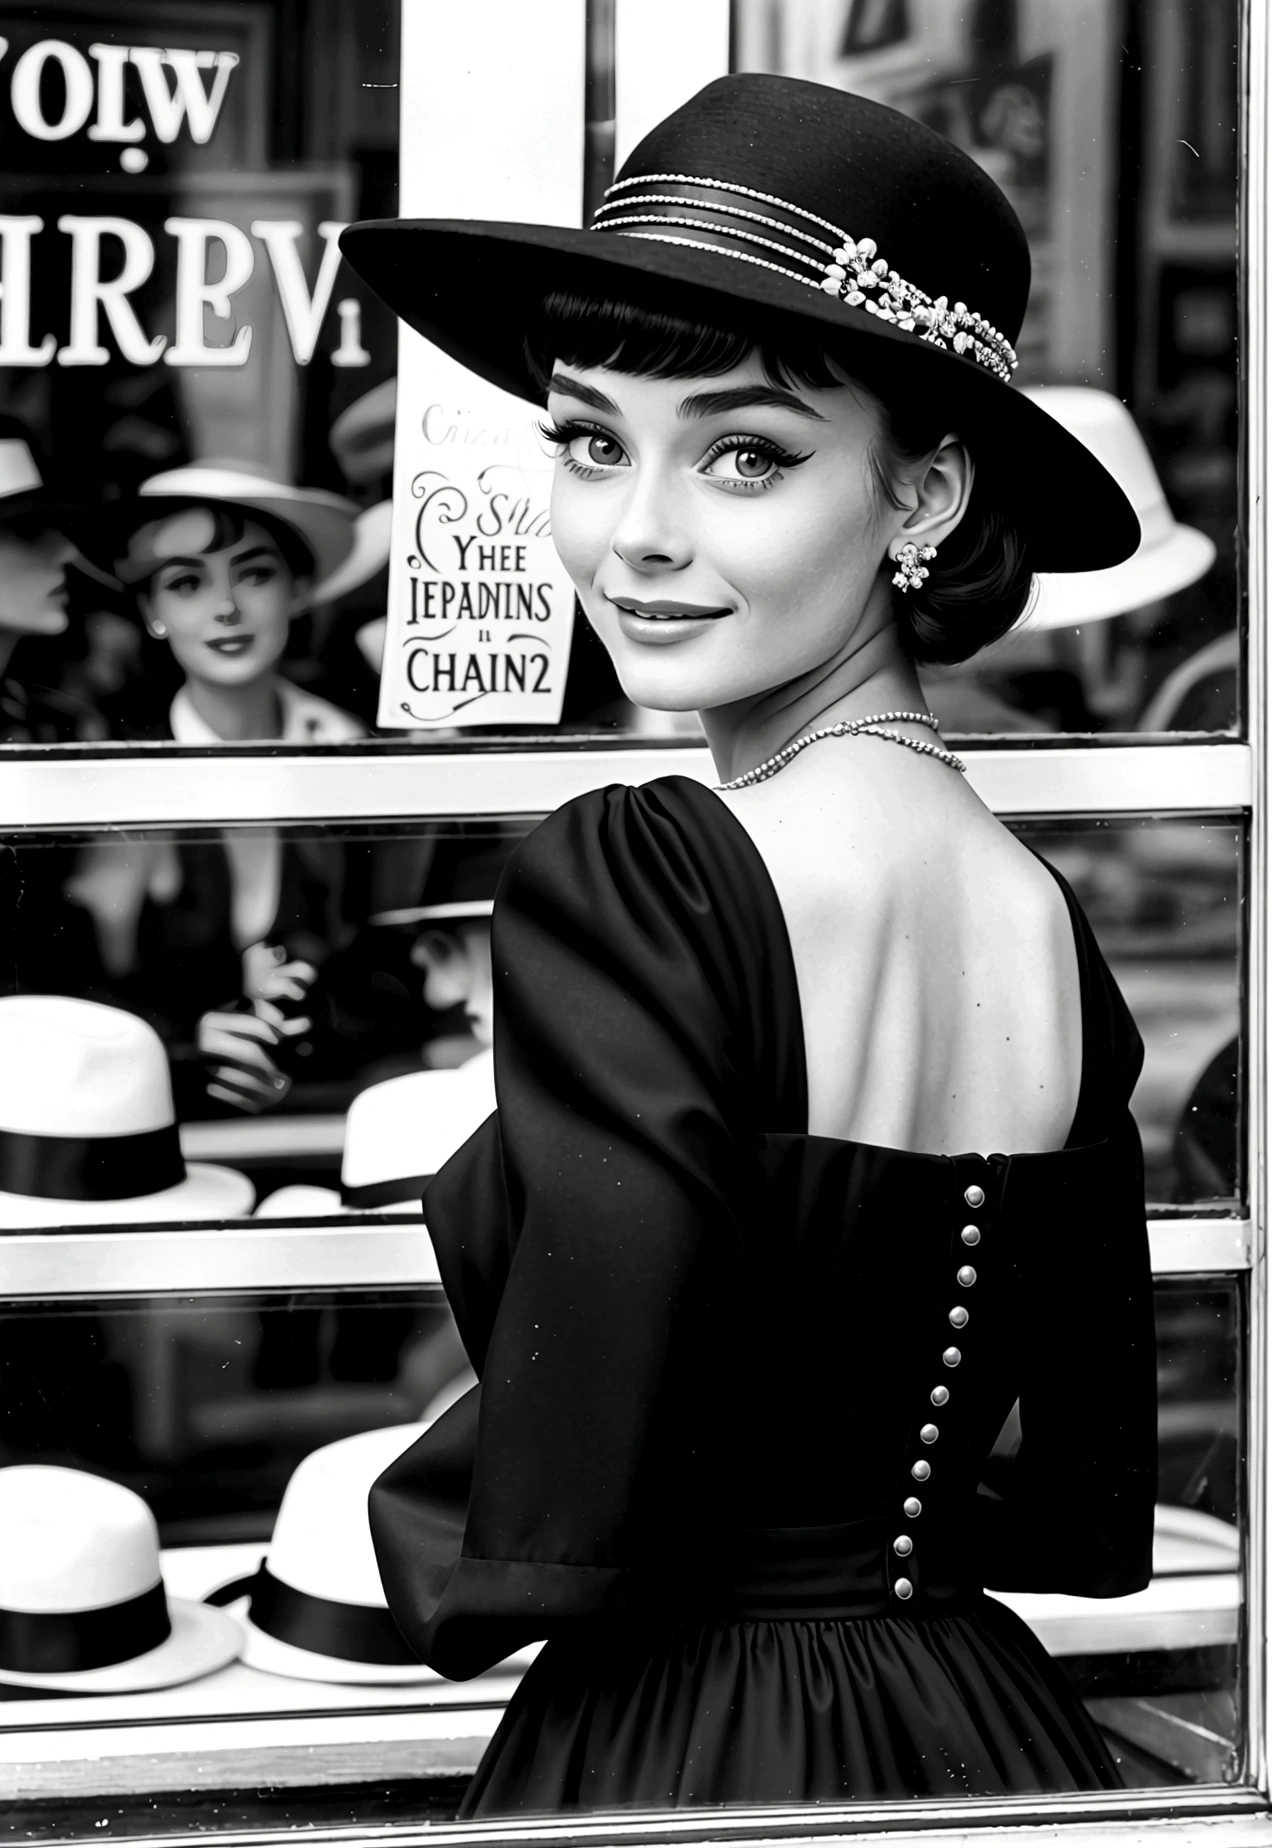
xmin=527 ymin=291 xmax=1032 ymax=667
xmin=131 ymin=501 xmax=316 ymax=588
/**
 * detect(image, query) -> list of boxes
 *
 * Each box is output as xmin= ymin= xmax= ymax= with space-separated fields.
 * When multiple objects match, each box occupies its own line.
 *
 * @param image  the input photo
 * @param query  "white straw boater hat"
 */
xmin=0 ymin=1465 xmax=240 ymax=1692
xmin=0 ymin=996 xmax=254 ymax=1227
xmin=110 ymin=462 xmax=358 ymax=592
xmin=206 ymin=1425 xmax=432 ymax=1683
xmin=255 ymin=1058 xmax=494 ymax=1220
xmin=1023 ymin=387 xmax=1216 ymax=626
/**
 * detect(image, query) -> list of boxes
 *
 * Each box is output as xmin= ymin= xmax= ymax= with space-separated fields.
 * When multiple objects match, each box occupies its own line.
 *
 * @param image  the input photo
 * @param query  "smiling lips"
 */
xmin=610 ymin=596 xmax=730 ymax=621
xmin=206 ymin=634 xmax=254 ymax=655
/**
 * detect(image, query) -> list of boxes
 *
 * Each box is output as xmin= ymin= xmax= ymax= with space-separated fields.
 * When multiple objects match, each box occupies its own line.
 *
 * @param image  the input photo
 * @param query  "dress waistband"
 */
xmin=706 ymin=1518 xmax=974 ymax=1621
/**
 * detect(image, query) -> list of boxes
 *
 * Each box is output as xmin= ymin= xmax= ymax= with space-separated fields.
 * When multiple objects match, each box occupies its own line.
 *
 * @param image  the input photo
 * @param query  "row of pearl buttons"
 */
xmin=893 ymin=1182 xmax=985 ymax=1601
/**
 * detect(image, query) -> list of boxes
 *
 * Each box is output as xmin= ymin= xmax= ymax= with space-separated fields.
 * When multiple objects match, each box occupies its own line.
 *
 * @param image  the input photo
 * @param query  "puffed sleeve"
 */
xmin=370 ymin=780 xmax=801 ymax=1678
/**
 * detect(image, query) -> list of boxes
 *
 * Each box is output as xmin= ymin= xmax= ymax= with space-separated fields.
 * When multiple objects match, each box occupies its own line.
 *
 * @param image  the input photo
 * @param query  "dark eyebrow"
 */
xmin=547 ymin=373 xmax=620 ymax=414
xmin=230 ymin=544 xmax=280 ymax=568
xmin=155 ymin=556 xmax=206 ymax=571
xmin=677 ymin=384 xmax=828 ymax=422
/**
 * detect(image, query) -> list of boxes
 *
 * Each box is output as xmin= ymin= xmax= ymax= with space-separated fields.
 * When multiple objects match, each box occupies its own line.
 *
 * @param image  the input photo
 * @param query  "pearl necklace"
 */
xmin=717 ymin=711 xmax=966 ymax=790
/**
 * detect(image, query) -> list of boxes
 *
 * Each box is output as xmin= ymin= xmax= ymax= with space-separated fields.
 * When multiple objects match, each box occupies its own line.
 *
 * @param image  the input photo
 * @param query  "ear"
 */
xmin=886 ymin=433 xmax=975 ymax=555
xmin=289 ymin=573 xmax=314 ymax=616
xmin=136 ymin=590 xmax=167 ymax=641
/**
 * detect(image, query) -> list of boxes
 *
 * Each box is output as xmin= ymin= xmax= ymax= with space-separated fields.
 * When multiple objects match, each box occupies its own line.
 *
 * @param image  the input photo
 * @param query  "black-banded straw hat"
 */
xmin=0 ymin=1466 xmax=240 ymax=1692
xmin=340 ymin=75 xmax=1138 ymax=573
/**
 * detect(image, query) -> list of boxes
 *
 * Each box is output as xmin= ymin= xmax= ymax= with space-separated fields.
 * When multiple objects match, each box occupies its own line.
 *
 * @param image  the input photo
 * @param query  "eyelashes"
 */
xmin=539 ymin=418 xmax=813 ymax=490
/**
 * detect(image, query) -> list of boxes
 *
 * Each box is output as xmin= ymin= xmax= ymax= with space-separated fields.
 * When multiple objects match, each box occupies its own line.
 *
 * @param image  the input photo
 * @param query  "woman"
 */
xmin=341 ymin=77 xmax=1156 ymax=1811
xmin=0 ymin=415 xmax=102 ymax=744
xmin=67 ymin=467 xmax=368 ymax=1114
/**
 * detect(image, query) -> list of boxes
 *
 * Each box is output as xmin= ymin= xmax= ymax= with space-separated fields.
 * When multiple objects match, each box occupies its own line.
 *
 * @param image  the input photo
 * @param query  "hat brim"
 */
xmin=0 ymin=1597 xmax=240 ymax=1693
xmin=254 ymin=1184 xmax=345 ymax=1218
xmin=230 ymin=1601 xmax=440 ymax=1686
xmin=371 ymin=898 xmax=496 ymax=927
xmin=339 ymin=218 xmax=1140 ymax=574
xmin=0 ymin=1162 xmax=254 ymax=1228
xmin=1026 ymin=523 xmax=1217 ymax=628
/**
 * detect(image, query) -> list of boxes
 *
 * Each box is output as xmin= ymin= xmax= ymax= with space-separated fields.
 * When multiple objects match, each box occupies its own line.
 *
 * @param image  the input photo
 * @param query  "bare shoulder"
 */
xmin=715 ymin=745 xmax=1068 ymax=941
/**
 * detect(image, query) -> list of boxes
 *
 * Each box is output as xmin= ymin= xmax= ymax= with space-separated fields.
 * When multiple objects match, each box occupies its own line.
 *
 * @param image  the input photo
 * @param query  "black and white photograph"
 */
xmin=0 ymin=2 xmax=1256 ymax=1844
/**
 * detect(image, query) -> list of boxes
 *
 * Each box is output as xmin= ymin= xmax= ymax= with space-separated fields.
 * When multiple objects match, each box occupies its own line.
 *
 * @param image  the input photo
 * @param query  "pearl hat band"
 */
xmin=593 ymin=174 xmax=1017 ymax=386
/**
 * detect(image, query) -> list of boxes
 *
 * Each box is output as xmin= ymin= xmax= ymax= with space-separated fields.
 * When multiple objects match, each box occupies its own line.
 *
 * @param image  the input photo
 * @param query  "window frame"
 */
xmin=0 ymin=0 xmax=1262 ymax=1834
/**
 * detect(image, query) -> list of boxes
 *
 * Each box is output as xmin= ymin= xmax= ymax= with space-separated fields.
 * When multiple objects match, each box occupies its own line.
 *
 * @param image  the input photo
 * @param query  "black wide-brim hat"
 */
xmin=340 ymin=75 xmax=1138 ymax=574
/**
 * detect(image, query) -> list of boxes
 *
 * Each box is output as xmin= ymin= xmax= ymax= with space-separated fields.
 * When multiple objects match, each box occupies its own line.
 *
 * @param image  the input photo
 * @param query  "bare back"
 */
xmin=717 ymin=743 xmax=1083 ymax=1155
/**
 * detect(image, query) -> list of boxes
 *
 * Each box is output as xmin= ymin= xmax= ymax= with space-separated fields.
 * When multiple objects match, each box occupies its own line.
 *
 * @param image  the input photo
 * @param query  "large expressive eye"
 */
xmin=700 ymin=435 xmax=809 ymax=487
xmin=560 ymin=429 xmax=627 ymax=470
xmin=712 ymin=446 xmax=776 ymax=480
xmin=539 ymin=419 xmax=629 ymax=472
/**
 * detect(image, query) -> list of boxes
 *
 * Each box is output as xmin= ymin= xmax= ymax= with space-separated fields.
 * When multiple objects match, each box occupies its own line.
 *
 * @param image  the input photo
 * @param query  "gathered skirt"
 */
xmin=459 ymin=1594 xmax=1121 ymax=1815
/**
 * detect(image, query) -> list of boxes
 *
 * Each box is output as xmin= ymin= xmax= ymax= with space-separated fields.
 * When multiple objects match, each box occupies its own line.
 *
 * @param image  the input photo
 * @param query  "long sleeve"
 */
xmin=370 ymin=780 xmax=803 ymax=1678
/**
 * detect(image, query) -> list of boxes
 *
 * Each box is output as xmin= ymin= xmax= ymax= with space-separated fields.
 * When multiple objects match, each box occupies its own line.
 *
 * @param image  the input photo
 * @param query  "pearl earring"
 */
xmin=150 ymin=622 xmax=167 ymax=638
xmin=891 ymin=540 xmax=937 ymax=592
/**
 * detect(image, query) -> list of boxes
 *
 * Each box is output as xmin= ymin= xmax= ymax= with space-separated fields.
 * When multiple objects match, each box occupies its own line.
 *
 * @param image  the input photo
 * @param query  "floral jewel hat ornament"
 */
xmin=341 ymin=73 xmax=1138 ymax=573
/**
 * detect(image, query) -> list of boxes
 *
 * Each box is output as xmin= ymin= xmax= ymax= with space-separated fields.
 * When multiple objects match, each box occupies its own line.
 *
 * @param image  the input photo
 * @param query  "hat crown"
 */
xmin=267 ymin=1425 xmax=427 ymax=1607
xmin=342 ymin=1059 xmax=495 ymax=1190
xmin=0 ymin=996 xmax=174 ymax=1138
xmin=613 ymin=74 xmax=1031 ymax=347
xmin=0 ymin=1466 xmax=162 ymax=1613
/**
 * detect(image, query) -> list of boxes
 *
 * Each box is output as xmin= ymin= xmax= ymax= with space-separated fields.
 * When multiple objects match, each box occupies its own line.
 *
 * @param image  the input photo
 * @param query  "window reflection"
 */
xmin=0 ymin=814 xmax=1239 ymax=1218
xmin=0 ymin=1280 xmax=1241 ymax=1795
xmin=733 ymin=0 xmax=1239 ymax=740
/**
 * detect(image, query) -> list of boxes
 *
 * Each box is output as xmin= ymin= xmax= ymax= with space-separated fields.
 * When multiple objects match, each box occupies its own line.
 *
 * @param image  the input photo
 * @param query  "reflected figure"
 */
xmin=109 ymin=464 xmax=365 ymax=745
xmin=0 ymin=417 xmax=107 ymax=745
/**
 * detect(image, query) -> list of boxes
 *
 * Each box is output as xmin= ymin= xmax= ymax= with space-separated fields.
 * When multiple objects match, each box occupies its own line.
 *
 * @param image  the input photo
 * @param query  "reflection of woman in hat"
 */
xmin=0 ymin=416 xmax=105 ymax=745
xmin=110 ymin=464 xmax=366 ymax=745
xmin=342 ymin=77 xmax=1155 ymax=1812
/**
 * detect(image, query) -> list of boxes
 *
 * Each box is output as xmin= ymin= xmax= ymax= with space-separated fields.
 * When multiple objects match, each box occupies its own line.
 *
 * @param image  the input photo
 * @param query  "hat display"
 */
xmin=1023 ymin=388 xmax=1217 ymax=626
xmin=111 ymin=462 xmax=358 ymax=589
xmin=206 ymin=1425 xmax=432 ymax=1683
xmin=370 ymin=835 xmax=514 ymax=928
xmin=0 ymin=1465 xmax=240 ymax=1692
xmin=0 ymin=996 xmax=254 ymax=1227
xmin=256 ymin=1055 xmax=495 ymax=1218
xmin=340 ymin=74 xmax=1139 ymax=573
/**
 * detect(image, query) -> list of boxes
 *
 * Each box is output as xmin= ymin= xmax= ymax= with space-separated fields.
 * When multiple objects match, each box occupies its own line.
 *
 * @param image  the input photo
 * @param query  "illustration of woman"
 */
xmin=341 ymin=76 xmax=1156 ymax=1810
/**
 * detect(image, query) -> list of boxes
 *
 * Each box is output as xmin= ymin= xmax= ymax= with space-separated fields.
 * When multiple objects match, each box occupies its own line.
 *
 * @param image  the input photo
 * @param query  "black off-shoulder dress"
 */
xmin=370 ymin=776 xmax=1158 ymax=1813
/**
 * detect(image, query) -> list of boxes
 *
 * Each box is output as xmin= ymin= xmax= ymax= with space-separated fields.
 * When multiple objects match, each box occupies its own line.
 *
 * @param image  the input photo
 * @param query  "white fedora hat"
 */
xmin=113 ymin=462 xmax=358 ymax=588
xmin=0 ymin=996 xmax=254 ymax=1227
xmin=206 ymin=1425 xmax=433 ymax=1683
xmin=0 ymin=1466 xmax=240 ymax=1692
xmin=1023 ymin=387 xmax=1216 ymax=627
xmin=255 ymin=1058 xmax=494 ymax=1220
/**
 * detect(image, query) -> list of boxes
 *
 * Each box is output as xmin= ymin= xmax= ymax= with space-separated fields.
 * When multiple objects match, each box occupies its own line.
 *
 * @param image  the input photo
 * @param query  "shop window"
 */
xmin=0 ymin=0 xmax=1262 ymax=1837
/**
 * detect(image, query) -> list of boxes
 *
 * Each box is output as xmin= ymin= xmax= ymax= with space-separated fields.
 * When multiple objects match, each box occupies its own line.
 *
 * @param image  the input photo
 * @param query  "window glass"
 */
xmin=0 ymin=0 xmax=1238 ymax=753
xmin=733 ymin=0 xmax=1239 ymax=739
xmin=0 ymin=813 xmax=1240 ymax=1218
xmin=0 ymin=1279 xmax=1241 ymax=1800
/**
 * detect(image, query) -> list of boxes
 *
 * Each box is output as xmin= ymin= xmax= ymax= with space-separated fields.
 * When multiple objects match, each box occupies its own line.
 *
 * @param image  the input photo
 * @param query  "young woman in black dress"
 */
xmin=341 ymin=75 xmax=1157 ymax=1813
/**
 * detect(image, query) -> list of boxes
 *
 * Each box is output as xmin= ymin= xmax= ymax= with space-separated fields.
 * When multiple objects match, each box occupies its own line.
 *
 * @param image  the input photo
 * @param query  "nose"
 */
xmin=213 ymin=597 xmax=242 ymax=625
xmin=609 ymin=467 xmax=692 ymax=575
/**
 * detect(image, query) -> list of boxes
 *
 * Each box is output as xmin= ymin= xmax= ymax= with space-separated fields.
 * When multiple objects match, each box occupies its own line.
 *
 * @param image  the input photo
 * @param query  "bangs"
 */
xmin=527 ymin=290 xmax=849 ymax=393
